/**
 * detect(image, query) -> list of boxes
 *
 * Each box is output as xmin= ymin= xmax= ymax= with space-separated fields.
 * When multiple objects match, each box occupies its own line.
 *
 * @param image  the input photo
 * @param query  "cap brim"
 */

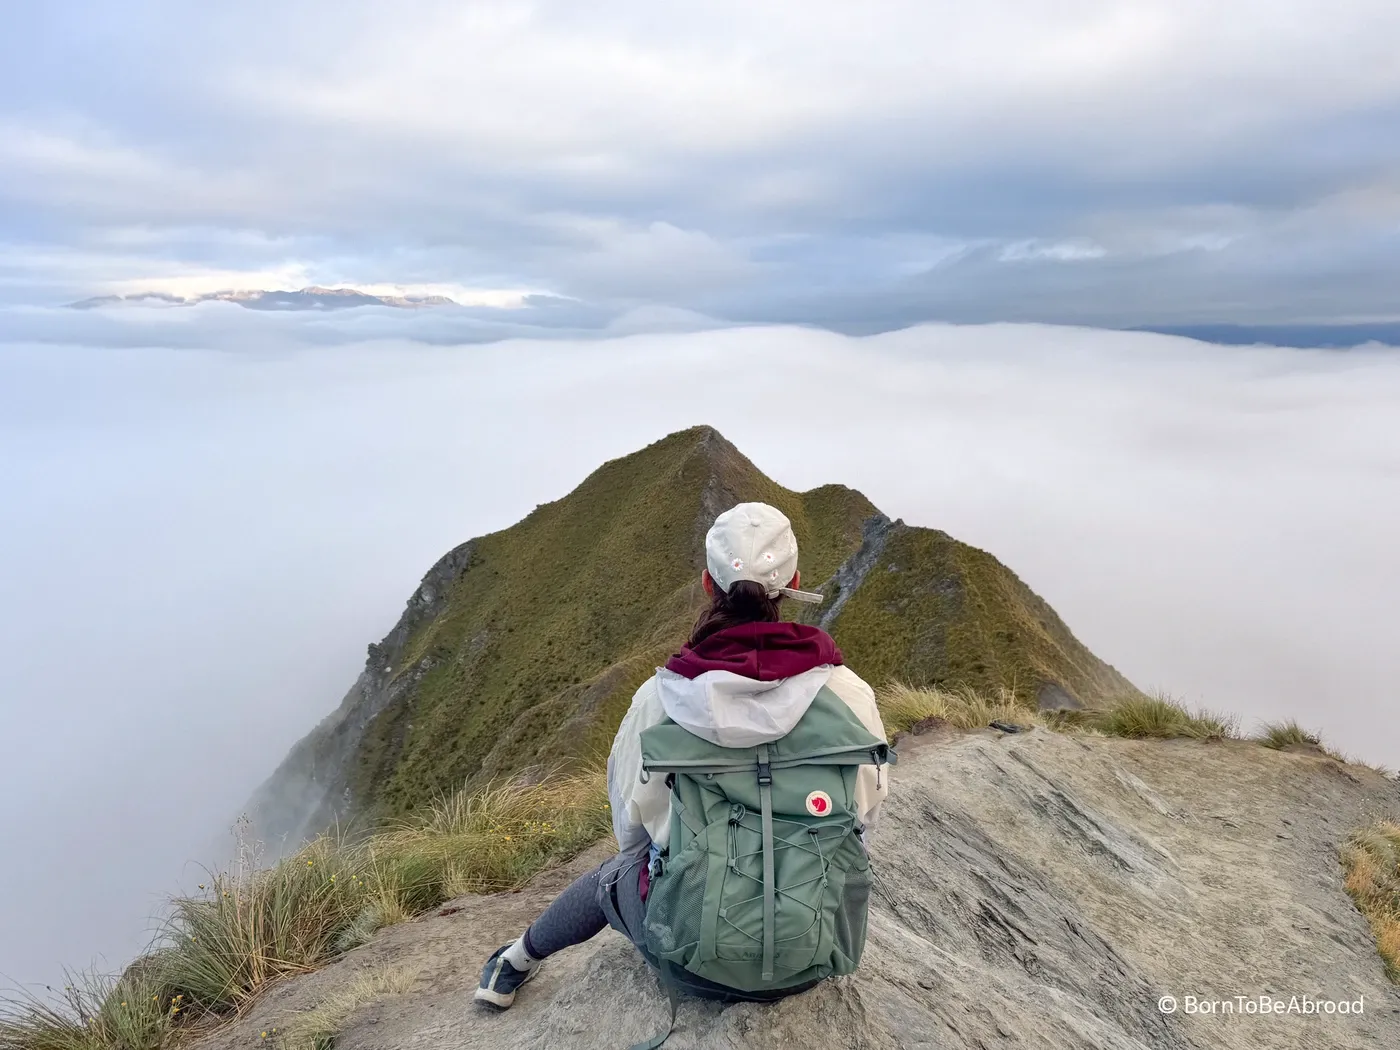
xmin=777 ymin=586 xmax=825 ymax=604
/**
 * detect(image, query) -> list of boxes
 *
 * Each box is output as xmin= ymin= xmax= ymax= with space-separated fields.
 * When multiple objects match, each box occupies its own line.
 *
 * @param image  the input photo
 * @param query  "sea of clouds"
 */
xmin=2 ymin=312 xmax=1397 ymax=992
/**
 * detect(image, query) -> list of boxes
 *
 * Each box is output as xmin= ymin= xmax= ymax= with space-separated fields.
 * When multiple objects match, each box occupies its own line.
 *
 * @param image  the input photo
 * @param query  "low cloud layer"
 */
xmin=5 ymin=2 xmax=1400 ymax=327
xmin=2 ymin=320 xmax=1397 ymax=991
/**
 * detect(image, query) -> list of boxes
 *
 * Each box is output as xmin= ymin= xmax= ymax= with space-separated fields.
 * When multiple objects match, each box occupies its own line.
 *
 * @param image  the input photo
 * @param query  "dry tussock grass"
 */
xmin=0 ymin=773 xmax=609 ymax=1050
xmin=275 ymin=965 xmax=416 ymax=1050
xmin=878 ymin=682 xmax=1036 ymax=735
xmin=1342 ymin=821 xmax=1400 ymax=982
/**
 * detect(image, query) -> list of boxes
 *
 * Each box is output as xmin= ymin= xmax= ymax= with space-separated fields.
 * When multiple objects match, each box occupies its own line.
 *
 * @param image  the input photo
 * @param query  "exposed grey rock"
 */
xmin=195 ymin=730 xmax=1400 ymax=1050
xmin=817 ymin=513 xmax=901 ymax=632
xmin=1037 ymin=681 xmax=1084 ymax=711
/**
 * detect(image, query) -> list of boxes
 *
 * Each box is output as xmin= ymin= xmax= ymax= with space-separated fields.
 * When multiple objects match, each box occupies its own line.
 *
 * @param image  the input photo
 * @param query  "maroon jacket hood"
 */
xmin=664 ymin=622 xmax=844 ymax=682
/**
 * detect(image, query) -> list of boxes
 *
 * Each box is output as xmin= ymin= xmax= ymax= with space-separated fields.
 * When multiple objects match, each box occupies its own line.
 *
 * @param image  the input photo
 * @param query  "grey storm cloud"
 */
xmin=5 ymin=1 xmax=1400 ymax=325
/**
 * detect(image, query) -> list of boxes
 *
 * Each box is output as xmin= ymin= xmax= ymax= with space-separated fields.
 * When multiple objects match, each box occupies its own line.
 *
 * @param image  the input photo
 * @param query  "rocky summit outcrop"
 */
xmin=195 ymin=728 xmax=1400 ymax=1050
xmin=244 ymin=426 xmax=1137 ymax=847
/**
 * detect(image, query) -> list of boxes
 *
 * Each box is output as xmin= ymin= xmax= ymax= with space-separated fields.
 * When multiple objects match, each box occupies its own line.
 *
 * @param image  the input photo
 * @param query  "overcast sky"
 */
xmin=5 ymin=1 xmax=1400 ymax=326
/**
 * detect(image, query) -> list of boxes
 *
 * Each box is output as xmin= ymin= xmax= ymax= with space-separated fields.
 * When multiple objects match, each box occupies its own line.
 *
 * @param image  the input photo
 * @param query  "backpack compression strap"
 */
xmin=627 ymin=966 xmax=682 ymax=1050
xmin=757 ymin=742 xmax=776 ymax=982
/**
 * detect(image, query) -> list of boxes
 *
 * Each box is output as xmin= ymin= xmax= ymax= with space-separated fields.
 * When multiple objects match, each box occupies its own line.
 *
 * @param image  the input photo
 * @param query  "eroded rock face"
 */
xmin=1037 ymin=681 xmax=1083 ymax=711
xmin=816 ymin=512 xmax=900 ymax=632
xmin=239 ymin=540 xmax=480 ymax=847
xmin=192 ymin=730 xmax=1400 ymax=1050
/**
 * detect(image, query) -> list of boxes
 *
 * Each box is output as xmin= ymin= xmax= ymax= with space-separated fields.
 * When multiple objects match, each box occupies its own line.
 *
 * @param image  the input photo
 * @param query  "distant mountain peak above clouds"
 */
xmin=69 ymin=286 xmax=461 ymax=311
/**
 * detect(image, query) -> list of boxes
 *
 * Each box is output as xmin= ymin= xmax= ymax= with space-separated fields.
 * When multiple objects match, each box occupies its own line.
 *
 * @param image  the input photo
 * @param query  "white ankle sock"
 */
xmin=502 ymin=934 xmax=540 ymax=971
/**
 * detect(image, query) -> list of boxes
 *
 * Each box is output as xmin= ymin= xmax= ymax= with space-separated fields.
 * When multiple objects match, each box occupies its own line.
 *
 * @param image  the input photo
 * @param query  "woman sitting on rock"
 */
xmin=476 ymin=502 xmax=893 ymax=1039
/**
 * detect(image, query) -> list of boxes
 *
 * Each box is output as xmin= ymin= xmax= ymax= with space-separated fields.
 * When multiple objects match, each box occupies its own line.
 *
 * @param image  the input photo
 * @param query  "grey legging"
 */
xmin=518 ymin=847 xmax=813 ymax=1005
xmin=522 ymin=847 xmax=649 ymax=959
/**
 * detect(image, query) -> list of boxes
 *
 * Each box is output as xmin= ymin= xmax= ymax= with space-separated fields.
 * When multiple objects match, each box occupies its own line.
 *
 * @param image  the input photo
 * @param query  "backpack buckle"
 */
xmin=756 ymin=760 xmax=772 ymax=786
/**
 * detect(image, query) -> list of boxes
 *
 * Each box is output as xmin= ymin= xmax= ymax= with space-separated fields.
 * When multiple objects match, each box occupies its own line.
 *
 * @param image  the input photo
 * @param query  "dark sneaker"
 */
xmin=473 ymin=944 xmax=538 ymax=1009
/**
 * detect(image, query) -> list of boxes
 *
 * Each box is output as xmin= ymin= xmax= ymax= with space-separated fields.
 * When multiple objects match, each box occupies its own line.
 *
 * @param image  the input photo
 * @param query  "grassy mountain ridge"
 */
xmin=807 ymin=519 xmax=1133 ymax=706
xmin=346 ymin=427 xmax=878 ymax=815
xmin=246 ymin=425 xmax=1136 ymax=840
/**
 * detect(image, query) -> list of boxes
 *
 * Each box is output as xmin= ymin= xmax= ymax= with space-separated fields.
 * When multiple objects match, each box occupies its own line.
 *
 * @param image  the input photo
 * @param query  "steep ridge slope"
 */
xmin=802 ymin=512 xmax=1130 ymax=709
xmin=246 ymin=426 xmax=1135 ymax=843
xmin=199 ymin=730 xmax=1400 ymax=1050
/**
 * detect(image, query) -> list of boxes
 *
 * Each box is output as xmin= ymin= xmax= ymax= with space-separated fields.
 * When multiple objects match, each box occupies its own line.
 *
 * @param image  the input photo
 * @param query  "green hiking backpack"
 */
xmin=637 ymin=684 xmax=895 ymax=996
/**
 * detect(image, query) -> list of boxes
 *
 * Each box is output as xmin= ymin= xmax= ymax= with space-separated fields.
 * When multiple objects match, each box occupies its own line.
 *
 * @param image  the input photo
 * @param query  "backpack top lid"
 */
xmin=640 ymin=683 xmax=892 ymax=770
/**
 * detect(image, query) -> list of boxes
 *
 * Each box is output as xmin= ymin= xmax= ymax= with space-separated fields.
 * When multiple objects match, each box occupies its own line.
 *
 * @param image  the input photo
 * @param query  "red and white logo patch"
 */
xmin=805 ymin=790 xmax=833 ymax=817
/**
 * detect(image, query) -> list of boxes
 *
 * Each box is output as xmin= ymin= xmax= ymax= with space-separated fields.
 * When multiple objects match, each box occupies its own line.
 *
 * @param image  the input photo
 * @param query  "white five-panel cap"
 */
xmin=704 ymin=502 xmax=826 ymax=603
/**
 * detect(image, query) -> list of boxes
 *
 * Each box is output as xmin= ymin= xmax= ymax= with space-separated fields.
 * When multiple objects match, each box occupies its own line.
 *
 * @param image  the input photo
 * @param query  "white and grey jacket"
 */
xmin=606 ymin=663 xmax=891 ymax=853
